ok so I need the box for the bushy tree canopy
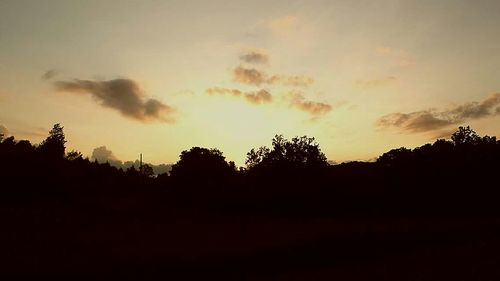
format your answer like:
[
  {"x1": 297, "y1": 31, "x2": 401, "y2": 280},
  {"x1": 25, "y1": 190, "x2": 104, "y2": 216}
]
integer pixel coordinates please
[
  {"x1": 246, "y1": 135, "x2": 328, "y2": 172},
  {"x1": 170, "y1": 147, "x2": 234, "y2": 182}
]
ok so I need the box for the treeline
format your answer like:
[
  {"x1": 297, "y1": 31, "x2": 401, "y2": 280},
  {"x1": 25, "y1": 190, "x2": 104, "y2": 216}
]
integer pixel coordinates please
[{"x1": 1, "y1": 124, "x2": 500, "y2": 216}]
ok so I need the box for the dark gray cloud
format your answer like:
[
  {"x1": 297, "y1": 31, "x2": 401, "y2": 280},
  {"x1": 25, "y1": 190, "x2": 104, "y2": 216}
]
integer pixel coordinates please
[
  {"x1": 0, "y1": 125, "x2": 8, "y2": 136},
  {"x1": 206, "y1": 87, "x2": 273, "y2": 104},
  {"x1": 239, "y1": 51, "x2": 269, "y2": 64},
  {"x1": 288, "y1": 92, "x2": 332, "y2": 116},
  {"x1": 41, "y1": 69, "x2": 59, "y2": 80},
  {"x1": 91, "y1": 146, "x2": 172, "y2": 175},
  {"x1": 54, "y1": 78, "x2": 175, "y2": 123},
  {"x1": 377, "y1": 93, "x2": 500, "y2": 133},
  {"x1": 232, "y1": 66, "x2": 314, "y2": 87}
]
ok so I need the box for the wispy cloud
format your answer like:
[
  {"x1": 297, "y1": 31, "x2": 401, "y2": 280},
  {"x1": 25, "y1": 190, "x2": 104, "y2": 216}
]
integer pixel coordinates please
[
  {"x1": 239, "y1": 50, "x2": 269, "y2": 64},
  {"x1": 41, "y1": 69, "x2": 59, "y2": 80},
  {"x1": 206, "y1": 87, "x2": 272, "y2": 104},
  {"x1": 377, "y1": 93, "x2": 500, "y2": 133},
  {"x1": 54, "y1": 78, "x2": 175, "y2": 123},
  {"x1": 287, "y1": 92, "x2": 332, "y2": 117},
  {"x1": 233, "y1": 66, "x2": 314, "y2": 87}
]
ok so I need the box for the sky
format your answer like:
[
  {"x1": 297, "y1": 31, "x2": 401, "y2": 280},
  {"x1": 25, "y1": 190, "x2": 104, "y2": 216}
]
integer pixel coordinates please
[{"x1": 1, "y1": 0, "x2": 500, "y2": 166}]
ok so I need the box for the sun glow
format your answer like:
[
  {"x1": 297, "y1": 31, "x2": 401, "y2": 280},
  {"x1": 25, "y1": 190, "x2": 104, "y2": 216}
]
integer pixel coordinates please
[{"x1": 185, "y1": 94, "x2": 314, "y2": 165}]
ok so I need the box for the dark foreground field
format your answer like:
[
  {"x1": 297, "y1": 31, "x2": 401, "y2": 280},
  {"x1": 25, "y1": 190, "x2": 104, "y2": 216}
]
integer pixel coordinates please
[{"x1": 2, "y1": 199, "x2": 500, "y2": 279}]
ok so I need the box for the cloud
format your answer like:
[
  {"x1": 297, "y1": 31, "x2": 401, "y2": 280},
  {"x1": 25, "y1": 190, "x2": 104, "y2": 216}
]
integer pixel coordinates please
[
  {"x1": 91, "y1": 146, "x2": 122, "y2": 166},
  {"x1": 288, "y1": 92, "x2": 332, "y2": 116},
  {"x1": 244, "y1": 89, "x2": 272, "y2": 104},
  {"x1": 274, "y1": 75, "x2": 315, "y2": 87},
  {"x1": 92, "y1": 146, "x2": 119, "y2": 162},
  {"x1": 233, "y1": 66, "x2": 267, "y2": 86},
  {"x1": 207, "y1": 87, "x2": 242, "y2": 97},
  {"x1": 233, "y1": 66, "x2": 314, "y2": 87},
  {"x1": 206, "y1": 87, "x2": 272, "y2": 104},
  {"x1": 41, "y1": 69, "x2": 59, "y2": 80},
  {"x1": 0, "y1": 125, "x2": 8, "y2": 136},
  {"x1": 375, "y1": 47, "x2": 415, "y2": 67},
  {"x1": 92, "y1": 146, "x2": 172, "y2": 175},
  {"x1": 377, "y1": 93, "x2": 500, "y2": 133},
  {"x1": 239, "y1": 50, "x2": 269, "y2": 64},
  {"x1": 54, "y1": 78, "x2": 175, "y2": 123},
  {"x1": 355, "y1": 76, "x2": 397, "y2": 89}
]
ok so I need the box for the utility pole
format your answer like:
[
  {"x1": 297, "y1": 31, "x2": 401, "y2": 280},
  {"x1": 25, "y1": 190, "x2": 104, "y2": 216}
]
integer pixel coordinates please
[{"x1": 140, "y1": 153, "x2": 143, "y2": 172}]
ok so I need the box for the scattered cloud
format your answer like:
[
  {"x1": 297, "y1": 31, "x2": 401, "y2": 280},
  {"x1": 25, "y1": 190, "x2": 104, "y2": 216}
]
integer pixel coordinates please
[
  {"x1": 375, "y1": 47, "x2": 415, "y2": 67},
  {"x1": 0, "y1": 125, "x2": 8, "y2": 136},
  {"x1": 206, "y1": 87, "x2": 272, "y2": 105},
  {"x1": 287, "y1": 92, "x2": 332, "y2": 117},
  {"x1": 91, "y1": 146, "x2": 172, "y2": 175},
  {"x1": 41, "y1": 69, "x2": 59, "y2": 80},
  {"x1": 207, "y1": 87, "x2": 242, "y2": 97},
  {"x1": 377, "y1": 93, "x2": 500, "y2": 133},
  {"x1": 355, "y1": 76, "x2": 397, "y2": 89},
  {"x1": 233, "y1": 66, "x2": 268, "y2": 86},
  {"x1": 233, "y1": 66, "x2": 314, "y2": 87},
  {"x1": 208, "y1": 51, "x2": 323, "y2": 119},
  {"x1": 245, "y1": 89, "x2": 272, "y2": 104},
  {"x1": 377, "y1": 111, "x2": 453, "y2": 133},
  {"x1": 276, "y1": 75, "x2": 315, "y2": 87},
  {"x1": 239, "y1": 50, "x2": 269, "y2": 64},
  {"x1": 54, "y1": 78, "x2": 175, "y2": 123}
]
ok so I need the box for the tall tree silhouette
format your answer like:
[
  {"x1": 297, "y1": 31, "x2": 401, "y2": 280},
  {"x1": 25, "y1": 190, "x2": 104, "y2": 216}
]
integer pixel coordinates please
[{"x1": 38, "y1": 123, "x2": 67, "y2": 159}]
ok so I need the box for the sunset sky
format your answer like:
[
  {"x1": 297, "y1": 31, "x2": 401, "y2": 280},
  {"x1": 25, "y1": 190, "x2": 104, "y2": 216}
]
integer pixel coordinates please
[{"x1": 1, "y1": 0, "x2": 500, "y2": 166}]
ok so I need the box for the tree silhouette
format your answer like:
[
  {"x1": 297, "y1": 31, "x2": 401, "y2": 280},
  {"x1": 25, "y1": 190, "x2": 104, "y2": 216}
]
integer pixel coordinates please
[
  {"x1": 170, "y1": 147, "x2": 234, "y2": 183},
  {"x1": 38, "y1": 123, "x2": 67, "y2": 158},
  {"x1": 66, "y1": 150, "x2": 83, "y2": 161},
  {"x1": 245, "y1": 135, "x2": 328, "y2": 171},
  {"x1": 451, "y1": 126, "x2": 480, "y2": 146},
  {"x1": 140, "y1": 163, "x2": 155, "y2": 178},
  {"x1": 377, "y1": 147, "x2": 412, "y2": 167}
]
